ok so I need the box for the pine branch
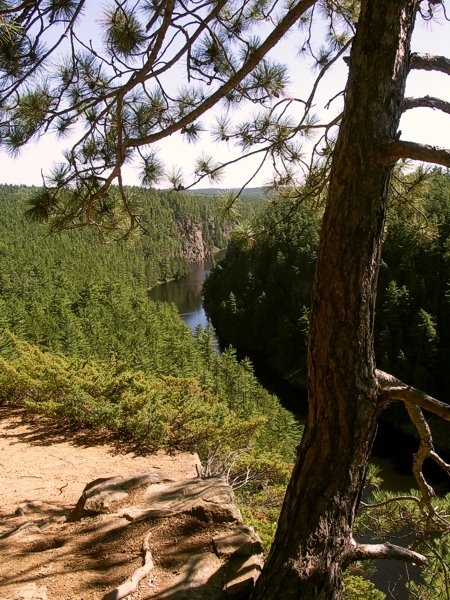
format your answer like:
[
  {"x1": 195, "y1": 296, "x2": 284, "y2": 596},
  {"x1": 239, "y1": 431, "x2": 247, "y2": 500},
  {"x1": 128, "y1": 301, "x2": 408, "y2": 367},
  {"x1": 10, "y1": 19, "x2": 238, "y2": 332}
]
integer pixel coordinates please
[
  {"x1": 127, "y1": 0, "x2": 318, "y2": 148},
  {"x1": 382, "y1": 140, "x2": 450, "y2": 168},
  {"x1": 403, "y1": 95, "x2": 450, "y2": 116},
  {"x1": 125, "y1": 0, "x2": 229, "y2": 89},
  {"x1": 410, "y1": 52, "x2": 450, "y2": 76}
]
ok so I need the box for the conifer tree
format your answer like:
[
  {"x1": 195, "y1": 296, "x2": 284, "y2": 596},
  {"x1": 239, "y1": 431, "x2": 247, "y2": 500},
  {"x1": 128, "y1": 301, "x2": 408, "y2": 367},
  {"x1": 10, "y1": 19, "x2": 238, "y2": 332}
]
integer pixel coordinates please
[{"x1": 3, "y1": 1, "x2": 450, "y2": 597}]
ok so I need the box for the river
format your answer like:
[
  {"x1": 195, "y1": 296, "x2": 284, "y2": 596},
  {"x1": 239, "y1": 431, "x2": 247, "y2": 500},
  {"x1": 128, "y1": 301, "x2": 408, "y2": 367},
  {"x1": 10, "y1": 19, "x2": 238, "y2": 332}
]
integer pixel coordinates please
[
  {"x1": 149, "y1": 260, "x2": 211, "y2": 331},
  {"x1": 149, "y1": 259, "x2": 444, "y2": 598},
  {"x1": 149, "y1": 260, "x2": 418, "y2": 490}
]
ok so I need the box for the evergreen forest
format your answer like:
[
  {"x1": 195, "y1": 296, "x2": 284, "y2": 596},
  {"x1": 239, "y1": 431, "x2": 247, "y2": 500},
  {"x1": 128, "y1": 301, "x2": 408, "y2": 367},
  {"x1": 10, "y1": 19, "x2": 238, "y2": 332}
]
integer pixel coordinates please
[
  {"x1": 0, "y1": 183, "x2": 299, "y2": 521},
  {"x1": 204, "y1": 169, "x2": 450, "y2": 407},
  {"x1": 2, "y1": 0, "x2": 450, "y2": 597},
  {"x1": 1, "y1": 180, "x2": 450, "y2": 598}
]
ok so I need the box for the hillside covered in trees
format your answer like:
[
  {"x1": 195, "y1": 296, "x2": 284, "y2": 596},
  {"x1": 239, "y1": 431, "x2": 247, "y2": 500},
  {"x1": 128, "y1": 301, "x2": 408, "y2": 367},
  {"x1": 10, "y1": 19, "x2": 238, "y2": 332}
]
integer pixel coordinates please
[
  {"x1": 3, "y1": 0, "x2": 450, "y2": 595},
  {"x1": 204, "y1": 168, "x2": 450, "y2": 403},
  {"x1": 0, "y1": 184, "x2": 301, "y2": 497},
  {"x1": 1, "y1": 182, "x2": 450, "y2": 597},
  {"x1": 0, "y1": 184, "x2": 257, "y2": 361}
]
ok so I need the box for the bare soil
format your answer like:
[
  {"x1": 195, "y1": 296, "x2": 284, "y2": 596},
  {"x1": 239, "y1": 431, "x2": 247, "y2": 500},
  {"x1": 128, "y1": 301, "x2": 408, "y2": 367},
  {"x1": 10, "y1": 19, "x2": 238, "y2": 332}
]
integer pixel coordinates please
[{"x1": 0, "y1": 407, "x2": 223, "y2": 600}]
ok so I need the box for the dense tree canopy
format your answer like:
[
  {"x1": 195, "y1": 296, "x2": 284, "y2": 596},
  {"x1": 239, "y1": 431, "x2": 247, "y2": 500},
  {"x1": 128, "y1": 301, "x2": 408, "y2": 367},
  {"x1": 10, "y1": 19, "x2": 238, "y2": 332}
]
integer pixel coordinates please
[
  {"x1": 0, "y1": 183, "x2": 263, "y2": 360},
  {"x1": 205, "y1": 168, "x2": 450, "y2": 408},
  {"x1": 0, "y1": 184, "x2": 299, "y2": 542}
]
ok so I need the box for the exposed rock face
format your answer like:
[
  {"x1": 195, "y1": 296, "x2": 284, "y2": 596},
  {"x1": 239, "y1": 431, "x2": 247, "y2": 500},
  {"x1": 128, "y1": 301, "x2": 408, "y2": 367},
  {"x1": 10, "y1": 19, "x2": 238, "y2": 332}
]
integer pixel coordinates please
[
  {"x1": 66, "y1": 472, "x2": 175, "y2": 522},
  {"x1": 177, "y1": 219, "x2": 209, "y2": 262},
  {"x1": 177, "y1": 217, "x2": 233, "y2": 263}
]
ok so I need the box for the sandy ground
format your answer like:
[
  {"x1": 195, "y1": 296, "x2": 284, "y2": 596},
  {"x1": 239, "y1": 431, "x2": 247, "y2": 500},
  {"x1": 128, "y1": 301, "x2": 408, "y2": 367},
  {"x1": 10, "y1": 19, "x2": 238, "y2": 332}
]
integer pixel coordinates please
[
  {"x1": 0, "y1": 407, "x2": 203, "y2": 599},
  {"x1": 0, "y1": 407, "x2": 198, "y2": 516}
]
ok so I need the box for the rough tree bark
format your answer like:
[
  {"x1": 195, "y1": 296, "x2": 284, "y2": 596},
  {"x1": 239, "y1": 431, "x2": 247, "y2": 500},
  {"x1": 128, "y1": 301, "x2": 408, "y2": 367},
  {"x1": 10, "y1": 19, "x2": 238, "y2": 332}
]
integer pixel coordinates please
[{"x1": 252, "y1": 1, "x2": 419, "y2": 598}]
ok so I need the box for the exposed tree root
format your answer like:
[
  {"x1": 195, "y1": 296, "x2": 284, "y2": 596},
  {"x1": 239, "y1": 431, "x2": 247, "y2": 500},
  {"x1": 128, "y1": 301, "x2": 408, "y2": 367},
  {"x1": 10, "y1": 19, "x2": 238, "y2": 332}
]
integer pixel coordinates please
[
  {"x1": 103, "y1": 530, "x2": 154, "y2": 600},
  {"x1": 0, "y1": 521, "x2": 42, "y2": 539}
]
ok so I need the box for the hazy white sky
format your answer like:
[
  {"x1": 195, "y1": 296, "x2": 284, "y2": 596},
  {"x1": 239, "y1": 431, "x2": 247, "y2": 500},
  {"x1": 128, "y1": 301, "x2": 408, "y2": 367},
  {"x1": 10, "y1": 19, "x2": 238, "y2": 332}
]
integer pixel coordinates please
[{"x1": 1, "y1": 10, "x2": 449, "y2": 189}]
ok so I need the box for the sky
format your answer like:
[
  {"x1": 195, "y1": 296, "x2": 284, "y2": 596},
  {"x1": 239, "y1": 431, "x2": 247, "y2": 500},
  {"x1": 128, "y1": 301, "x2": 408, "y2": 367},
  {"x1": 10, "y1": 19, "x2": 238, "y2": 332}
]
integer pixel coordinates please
[{"x1": 1, "y1": 6, "x2": 450, "y2": 190}]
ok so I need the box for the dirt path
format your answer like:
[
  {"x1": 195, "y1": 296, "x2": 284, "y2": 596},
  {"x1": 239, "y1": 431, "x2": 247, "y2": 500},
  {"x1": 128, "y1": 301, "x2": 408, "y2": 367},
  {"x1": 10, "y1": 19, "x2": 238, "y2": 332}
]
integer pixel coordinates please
[
  {"x1": 0, "y1": 407, "x2": 199, "y2": 517},
  {"x1": 0, "y1": 407, "x2": 201, "y2": 599}
]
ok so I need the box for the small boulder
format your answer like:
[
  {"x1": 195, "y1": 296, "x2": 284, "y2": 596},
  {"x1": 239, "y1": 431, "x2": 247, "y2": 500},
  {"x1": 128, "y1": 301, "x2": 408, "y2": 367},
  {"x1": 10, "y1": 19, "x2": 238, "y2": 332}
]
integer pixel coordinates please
[
  {"x1": 67, "y1": 472, "x2": 173, "y2": 521},
  {"x1": 213, "y1": 524, "x2": 263, "y2": 557}
]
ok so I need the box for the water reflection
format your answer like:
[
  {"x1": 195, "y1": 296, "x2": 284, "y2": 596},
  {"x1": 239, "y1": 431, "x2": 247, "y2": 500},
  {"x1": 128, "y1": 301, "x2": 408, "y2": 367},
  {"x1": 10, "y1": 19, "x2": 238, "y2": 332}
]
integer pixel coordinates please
[{"x1": 149, "y1": 260, "x2": 212, "y2": 331}]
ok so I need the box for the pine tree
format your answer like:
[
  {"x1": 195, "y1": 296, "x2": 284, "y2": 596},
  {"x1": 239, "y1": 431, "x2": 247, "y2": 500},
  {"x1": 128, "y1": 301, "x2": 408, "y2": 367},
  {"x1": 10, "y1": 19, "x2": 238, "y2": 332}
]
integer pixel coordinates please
[{"x1": 3, "y1": 1, "x2": 450, "y2": 597}]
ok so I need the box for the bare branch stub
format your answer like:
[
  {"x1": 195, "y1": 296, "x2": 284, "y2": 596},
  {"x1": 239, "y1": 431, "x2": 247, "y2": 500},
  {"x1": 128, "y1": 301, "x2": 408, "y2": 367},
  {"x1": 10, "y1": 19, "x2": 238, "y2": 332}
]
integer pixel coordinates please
[
  {"x1": 383, "y1": 140, "x2": 450, "y2": 168},
  {"x1": 377, "y1": 369, "x2": 450, "y2": 421},
  {"x1": 345, "y1": 538, "x2": 428, "y2": 566},
  {"x1": 410, "y1": 52, "x2": 450, "y2": 75},
  {"x1": 403, "y1": 95, "x2": 450, "y2": 116}
]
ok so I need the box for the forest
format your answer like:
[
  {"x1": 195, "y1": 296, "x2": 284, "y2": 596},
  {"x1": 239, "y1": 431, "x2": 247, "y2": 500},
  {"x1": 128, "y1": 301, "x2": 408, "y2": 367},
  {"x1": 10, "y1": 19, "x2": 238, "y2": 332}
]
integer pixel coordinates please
[
  {"x1": 0, "y1": 183, "x2": 301, "y2": 535},
  {"x1": 205, "y1": 168, "x2": 450, "y2": 405},
  {"x1": 0, "y1": 181, "x2": 449, "y2": 598},
  {"x1": 2, "y1": 0, "x2": 450, "y2": 597}
]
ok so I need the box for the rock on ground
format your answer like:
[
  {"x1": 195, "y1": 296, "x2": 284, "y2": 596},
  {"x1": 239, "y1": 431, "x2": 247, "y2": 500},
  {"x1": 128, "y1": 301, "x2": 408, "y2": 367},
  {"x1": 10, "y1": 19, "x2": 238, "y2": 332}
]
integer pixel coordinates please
[{"x1": 0, "y1": 408, "x2": 263, "y2": 599}]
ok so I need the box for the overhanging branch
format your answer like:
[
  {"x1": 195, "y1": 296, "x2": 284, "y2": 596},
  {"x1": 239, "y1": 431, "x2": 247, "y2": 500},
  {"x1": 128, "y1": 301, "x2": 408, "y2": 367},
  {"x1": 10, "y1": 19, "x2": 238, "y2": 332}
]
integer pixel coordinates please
[
  {"x1": 127, "y1": 0, "x2": 318, "y2": 148},
  {"x1": 376, "y1": 369, "x2": 450, "y2": 420},
  {"x1": 382, "y1": 140, "x2": 450, "y2": 168},
  {"x1": 410, "y1": 52, "x2": 450, "y2": 75},
  {"x1": 377, "y1": 370, "x2": 450, "y2": 517},
  {"x1": 346, "y1": 538, "x2": 427, "y2": 566},
  {"x1": 403, "y1": 95, "x2": 450, "y2": 116}
]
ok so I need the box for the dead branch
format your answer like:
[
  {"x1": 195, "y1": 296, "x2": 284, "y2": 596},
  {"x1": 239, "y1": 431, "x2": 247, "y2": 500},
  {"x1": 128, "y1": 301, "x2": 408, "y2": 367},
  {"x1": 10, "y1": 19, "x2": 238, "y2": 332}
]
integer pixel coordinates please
[
  {"x1": 346, "y1": 538, "x2": 427, "y2": 566},
  {"x1": 382, "y1": 140, "x2": 450, "y2": 168},
  {"x1": 410, "y1": 52, "x2": 450, "y2": 75},
  {"x1": 377, "y1": 369, "x2": 450, "y2": 518},
  {"x1": 361, "y1": 495, "x2": 422, "y2": 509},
  {"x1": 377, "y1": 369, "x2": 450, "y2": 421},
  {"x1": 404, "y1": 403, "x2": 437, "y2": 511},
  {"x1": 403, "y1": 95, "x2": 450, "y2": 116},
  {"x1": 103, "y1": 530, "x2": 154, "y2": 600}
]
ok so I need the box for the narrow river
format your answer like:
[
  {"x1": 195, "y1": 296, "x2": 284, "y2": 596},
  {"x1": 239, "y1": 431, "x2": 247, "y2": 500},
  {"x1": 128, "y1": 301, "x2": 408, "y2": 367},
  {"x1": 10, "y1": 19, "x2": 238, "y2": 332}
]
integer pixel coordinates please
[
  {"x1": 149, "y1": 260, "x2": 419, "y2": 490},
  {"x1": 149, "y1": 260, "x2": 211, "y2": 331},
  {"x1": 149, "y1": 259, "x2": 444, "y2": 597}
]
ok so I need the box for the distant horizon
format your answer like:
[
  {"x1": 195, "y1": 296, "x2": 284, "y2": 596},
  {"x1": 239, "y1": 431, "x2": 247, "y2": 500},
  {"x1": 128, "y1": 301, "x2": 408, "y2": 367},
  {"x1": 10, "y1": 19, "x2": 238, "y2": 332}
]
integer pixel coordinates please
[{"x1": 0, "y1": 181, "x2": 271, "y2": 195}]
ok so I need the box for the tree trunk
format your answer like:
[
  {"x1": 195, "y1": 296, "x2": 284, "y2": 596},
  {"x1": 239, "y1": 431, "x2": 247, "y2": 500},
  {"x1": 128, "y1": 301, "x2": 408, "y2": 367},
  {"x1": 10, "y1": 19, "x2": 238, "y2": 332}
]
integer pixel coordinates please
[{"x1": 252, "y1": 1, "x2": 418, "y2": 598}]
